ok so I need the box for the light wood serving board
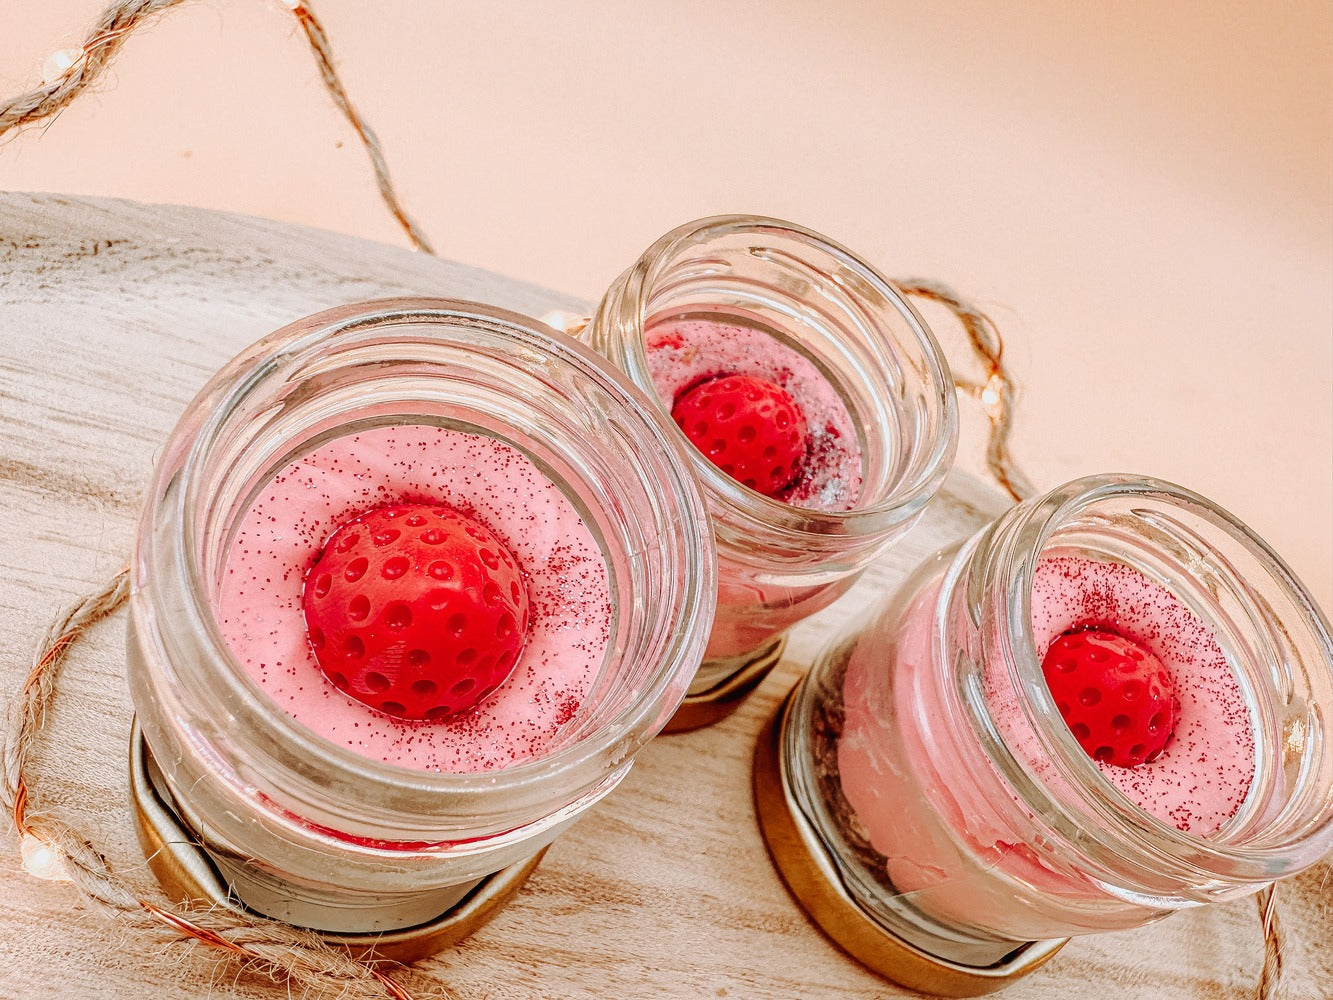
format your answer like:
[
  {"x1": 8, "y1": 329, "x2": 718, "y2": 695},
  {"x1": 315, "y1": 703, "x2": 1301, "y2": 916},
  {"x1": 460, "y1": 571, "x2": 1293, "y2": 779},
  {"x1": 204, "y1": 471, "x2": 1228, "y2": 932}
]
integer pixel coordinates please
[{"x1": 0, "y1": 194, "x2": 1326, "y2": 999}]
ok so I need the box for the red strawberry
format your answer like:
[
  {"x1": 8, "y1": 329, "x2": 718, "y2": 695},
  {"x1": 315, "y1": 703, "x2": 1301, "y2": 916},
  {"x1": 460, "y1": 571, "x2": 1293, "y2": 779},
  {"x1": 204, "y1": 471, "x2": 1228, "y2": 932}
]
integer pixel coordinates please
[
  {"x1": 1041, "y1": 628, "x2": 1179, "y2": 768},
  {"x1": 670, "y1": 373, "x2": 809, "y2": 498},
  {"x1": 301, "y1": 503, "x2": 529, "y2": 721}
]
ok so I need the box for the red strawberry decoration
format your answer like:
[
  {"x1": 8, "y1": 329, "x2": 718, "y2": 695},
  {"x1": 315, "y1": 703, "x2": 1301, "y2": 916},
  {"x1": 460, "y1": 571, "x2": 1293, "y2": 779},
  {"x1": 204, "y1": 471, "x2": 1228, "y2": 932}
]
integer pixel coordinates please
[
  {"x1": 302, "y1": 503, "x2": 529, "y2": 721},
  {"x1": 671, "y1": 373, "x2": 809, "y2": 498},
  {"x1": 1041, "y1": 628, "x2": 1179, "y2": 768}
]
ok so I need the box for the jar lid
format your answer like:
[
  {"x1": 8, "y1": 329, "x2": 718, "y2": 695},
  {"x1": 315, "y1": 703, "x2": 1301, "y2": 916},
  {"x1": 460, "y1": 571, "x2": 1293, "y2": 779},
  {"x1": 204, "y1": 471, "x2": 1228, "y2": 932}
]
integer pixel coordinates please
[
  {"x1": 752, "y1": 685, "x2": 1068, "y2": 997},
  {"x1": 129, "y1": 721, "x2": 543, "y2": 960}
]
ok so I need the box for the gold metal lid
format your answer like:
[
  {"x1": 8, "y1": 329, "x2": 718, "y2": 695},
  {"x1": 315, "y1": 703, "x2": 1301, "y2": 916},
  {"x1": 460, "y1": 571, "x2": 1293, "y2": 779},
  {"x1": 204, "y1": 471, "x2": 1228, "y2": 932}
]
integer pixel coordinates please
[
  {"x1": 753, "y1": 686, "x2": 1067, "y2": 997},
  {"x1": 129, "y1": 722, "x2": 543, "y2": 963}
]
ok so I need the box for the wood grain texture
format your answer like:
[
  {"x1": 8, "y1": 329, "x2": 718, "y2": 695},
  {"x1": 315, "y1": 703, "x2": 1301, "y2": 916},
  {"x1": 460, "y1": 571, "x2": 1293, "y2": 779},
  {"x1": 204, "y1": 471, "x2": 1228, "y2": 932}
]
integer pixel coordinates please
[{"x1": 0, "y1": 194, "x2": 1327, "y2": 1000}]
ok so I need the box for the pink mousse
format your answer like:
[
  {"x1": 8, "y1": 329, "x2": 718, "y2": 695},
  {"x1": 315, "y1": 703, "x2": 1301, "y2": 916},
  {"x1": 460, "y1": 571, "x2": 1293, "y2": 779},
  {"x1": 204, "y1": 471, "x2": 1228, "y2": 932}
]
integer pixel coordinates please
[
  {"x1": 1022, "y1": 555, "x2": 1255, "y2": 833},
  {"x1": 837, "y1": 554, "x2": 1256, "y2": 925},
  {"x1": 216, "y1": 424, "x2": 612, "y2": 773},
  {"x1": 644, "y1": 315, "x2": 863, "y2": 510}
]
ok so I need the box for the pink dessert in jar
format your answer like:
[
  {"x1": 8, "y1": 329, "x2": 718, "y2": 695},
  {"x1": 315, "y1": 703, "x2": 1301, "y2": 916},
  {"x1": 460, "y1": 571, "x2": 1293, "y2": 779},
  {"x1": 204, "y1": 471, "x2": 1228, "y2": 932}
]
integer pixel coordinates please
[
  {"x1": 644, "y1": 312, "x2": 865, "y2": 660},
  {"x1": 587, "y1": 217, "x2": 958, "y2": 723},
  {"x1": 759, "y1": 482, "x2": 1333, "y2": 994},
  {"x1": 775, "y1": 474, "x2": 1333, "y2": 967},
  {"x1": 836, "y1": 553, "x2": 1257, "y2": 939},
  {"x1": 217, "y1": 423, "x2": 612, "y2": 773},
  {"x1": 130, "y1": 299, "x2": 716, "y2": 938}
]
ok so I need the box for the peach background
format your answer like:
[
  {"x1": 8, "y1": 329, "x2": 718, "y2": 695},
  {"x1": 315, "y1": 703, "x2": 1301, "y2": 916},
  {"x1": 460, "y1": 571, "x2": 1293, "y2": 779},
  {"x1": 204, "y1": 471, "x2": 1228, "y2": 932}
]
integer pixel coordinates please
[{"x1": 1, "y1": 1, "x2": 1329, "y2": 611}]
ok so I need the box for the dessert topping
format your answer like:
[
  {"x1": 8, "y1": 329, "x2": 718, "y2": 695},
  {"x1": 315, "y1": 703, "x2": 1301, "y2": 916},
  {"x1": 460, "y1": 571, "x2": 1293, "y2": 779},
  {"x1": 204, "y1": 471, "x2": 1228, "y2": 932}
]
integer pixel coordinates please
[
  {"x1": 671, "y1": 373, "x2": 809, "y2": 498},
  {"x1": 302, "y1": 503, "x2": 529, "y2": 721},
  {"x1": 1041, "y1": 628, "x2": 1179, "y2": 768}
]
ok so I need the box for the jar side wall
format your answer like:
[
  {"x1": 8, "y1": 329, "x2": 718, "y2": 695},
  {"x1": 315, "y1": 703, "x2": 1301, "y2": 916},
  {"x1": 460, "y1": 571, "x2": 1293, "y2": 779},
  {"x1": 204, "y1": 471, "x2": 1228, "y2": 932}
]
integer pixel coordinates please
[
  {"x1": 785, "y1": 475, "x2": 1333, "y2": 947},
  {"x1": 590, "y1": 217, "x2": 957, "y2": 665},
  {"x1": 129, "y1": 300, "x2": 714, "y2": 893},
  {"x1": 786, "y1": 545, "x2": 1172, "y2": 947}
]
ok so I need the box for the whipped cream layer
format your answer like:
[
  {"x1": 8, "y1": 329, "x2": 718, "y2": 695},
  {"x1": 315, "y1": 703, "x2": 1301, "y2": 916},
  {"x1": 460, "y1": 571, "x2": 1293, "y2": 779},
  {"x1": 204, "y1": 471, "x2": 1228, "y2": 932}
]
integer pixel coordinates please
[
  {"x1": 216, "y1": 423, "x2": 612, "y2": 773},
  {"x1": 645, "y1": 315, "x2": 863, "y2": 511}
]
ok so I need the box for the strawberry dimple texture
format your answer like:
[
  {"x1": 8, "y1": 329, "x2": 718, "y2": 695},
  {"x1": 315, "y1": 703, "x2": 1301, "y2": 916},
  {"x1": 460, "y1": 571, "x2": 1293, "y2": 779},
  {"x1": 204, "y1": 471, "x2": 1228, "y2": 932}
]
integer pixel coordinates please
[
  {"x1": 302, "y1": 503, "x2": 529, "y2": 721},
  {"x1": 671, "y1": 373, "x2": 809, "y2": 498},
  {"x1": 1041, "y1": 628, "x2": 1180, "y2": 769}
]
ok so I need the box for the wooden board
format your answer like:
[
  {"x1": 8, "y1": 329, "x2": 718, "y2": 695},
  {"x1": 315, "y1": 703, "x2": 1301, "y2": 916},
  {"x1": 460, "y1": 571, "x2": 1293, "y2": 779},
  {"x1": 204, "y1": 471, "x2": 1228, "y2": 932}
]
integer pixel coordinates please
[{"x1": 0, "y1": 193, "x2": 1326, "y2": 1000}]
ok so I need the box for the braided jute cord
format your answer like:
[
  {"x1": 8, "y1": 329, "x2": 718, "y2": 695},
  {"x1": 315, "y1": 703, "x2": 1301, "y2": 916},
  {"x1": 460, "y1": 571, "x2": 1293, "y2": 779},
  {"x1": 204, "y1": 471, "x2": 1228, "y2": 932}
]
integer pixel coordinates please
[
  {"x1": 0, "y1": 567, "x2": 424, "y2": 1000},
  {"x1": 0, "y1": 0, "x2": 434, "y2": 255},
  {"x1": 0, "y1": 0, "x2": 1286, "y2": 997},
  {"x1": 896, "y1": 279, "x2": 1035, "y2": 504},
  {"x1": 1256, "y1": 884, "x2": 1283, "y2": 1000}
]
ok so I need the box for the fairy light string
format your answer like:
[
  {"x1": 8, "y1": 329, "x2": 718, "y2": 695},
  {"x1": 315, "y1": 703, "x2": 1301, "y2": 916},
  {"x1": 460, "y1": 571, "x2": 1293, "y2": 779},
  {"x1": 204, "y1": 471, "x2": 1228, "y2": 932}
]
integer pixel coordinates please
[
  {"x1": 0, "y1": 0, "x2": 433, "y2": 254},
  {"x1": 0, "y1": 1, "x2": 1287, "y2": 998},
  {"x1": 1, "y1": 568, "x2": 423, "y2": 1000},
  {"x1": 894, "y1": 278, "x2": 1035, "y2": 503}
]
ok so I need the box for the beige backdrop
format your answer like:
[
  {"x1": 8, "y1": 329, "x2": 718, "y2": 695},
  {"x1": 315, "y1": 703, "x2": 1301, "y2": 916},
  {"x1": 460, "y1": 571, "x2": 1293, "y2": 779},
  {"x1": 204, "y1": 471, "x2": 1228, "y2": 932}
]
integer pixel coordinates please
[{"x1": 1, "y1": 0, "x2": 1329, "y2": 612}]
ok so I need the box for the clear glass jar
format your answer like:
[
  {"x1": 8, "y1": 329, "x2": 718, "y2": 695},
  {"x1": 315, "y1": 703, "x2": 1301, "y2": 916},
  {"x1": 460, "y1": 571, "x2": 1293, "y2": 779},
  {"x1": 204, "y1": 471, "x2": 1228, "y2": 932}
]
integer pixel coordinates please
[
  {"x1": 587, "y1": 215, "x2": 958, "y2": 696},
  {"x1": 779, "y1": 474, "x2": 1333, "y2": 968},
  {"x1": 127, "y1": 298, "x2": 715, "y2": 934}
]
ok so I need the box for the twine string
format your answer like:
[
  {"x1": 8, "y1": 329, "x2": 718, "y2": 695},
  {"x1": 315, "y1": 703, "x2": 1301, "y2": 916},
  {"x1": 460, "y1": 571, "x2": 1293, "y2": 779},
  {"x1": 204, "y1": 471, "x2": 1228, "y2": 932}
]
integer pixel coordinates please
[
  {"x1": 285, "y1": 3, "x2": 435, "y2": 254},
  {"x1": 0, "y1": 568, "x2": 422, "y2": 1000},
  {"x1": 896, "y1": 278, "x2": 1035, "y2": 503},
  {"x1": 0, "y1": 0, "x2": 433, "y2": 254},
  {"x1": 0, "y1": 0, "x2": 172, "y2": 138},
  {"x1": 1257, "y1": 885, "x2": 1283, "y2": 1000},
  {"x1": 0, "y1": 0, "x2": 1288, "y2": 996}
]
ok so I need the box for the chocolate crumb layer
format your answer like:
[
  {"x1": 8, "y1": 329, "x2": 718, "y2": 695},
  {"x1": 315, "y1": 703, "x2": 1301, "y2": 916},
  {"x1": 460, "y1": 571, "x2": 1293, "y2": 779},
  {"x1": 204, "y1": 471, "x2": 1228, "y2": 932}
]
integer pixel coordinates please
[{"x1": 805, "y1": 646, "x2": 898, "y2": 895}]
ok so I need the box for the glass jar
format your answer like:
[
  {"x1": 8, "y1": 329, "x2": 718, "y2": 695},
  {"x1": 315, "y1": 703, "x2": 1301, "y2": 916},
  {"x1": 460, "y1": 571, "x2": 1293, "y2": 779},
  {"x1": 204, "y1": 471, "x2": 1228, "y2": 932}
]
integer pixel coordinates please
[
  {"x1": 587, "y1": 216, "x2": 958, "y2": 718},
  {"x1": 127, "y1": 298, "x2": 715, "y2": 939},
  {"x1": 762, "y1": 474, "x2": 1333, "y2": 993}
]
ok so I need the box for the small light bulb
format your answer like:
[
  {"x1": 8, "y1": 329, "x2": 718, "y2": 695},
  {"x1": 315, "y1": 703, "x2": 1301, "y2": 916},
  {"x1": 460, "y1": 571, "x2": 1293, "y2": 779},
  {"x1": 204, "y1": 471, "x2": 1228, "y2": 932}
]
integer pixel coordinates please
[
  {"x1": 41, "y1": 48, "x2": 84, "y2": 86},
  {"x1": 277, "y1": 0, "x2": 303, "y2": 10},
  {"x1": 20, "y1": 833, "x2": 68, "y2": 881},
  {"x1": 980, "y1": 374, "x2": 1002, "y2": 411},
  {"x1": 540, "y1": 311, "x2": 592, "y2": 339}
]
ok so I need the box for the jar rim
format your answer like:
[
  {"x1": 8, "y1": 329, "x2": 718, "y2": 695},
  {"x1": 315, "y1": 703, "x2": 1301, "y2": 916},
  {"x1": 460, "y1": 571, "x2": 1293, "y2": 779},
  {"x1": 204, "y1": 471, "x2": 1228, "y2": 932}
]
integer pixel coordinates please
[
  {"x1": 136, "y1": 297, "x2": 715, "y2": 821},
  {"x1": 974, "y1": 473, "x2": 1333, "y2": 878},
  {"x1": 604, "y1": 214, "x2": 959, "y2": 541}
]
